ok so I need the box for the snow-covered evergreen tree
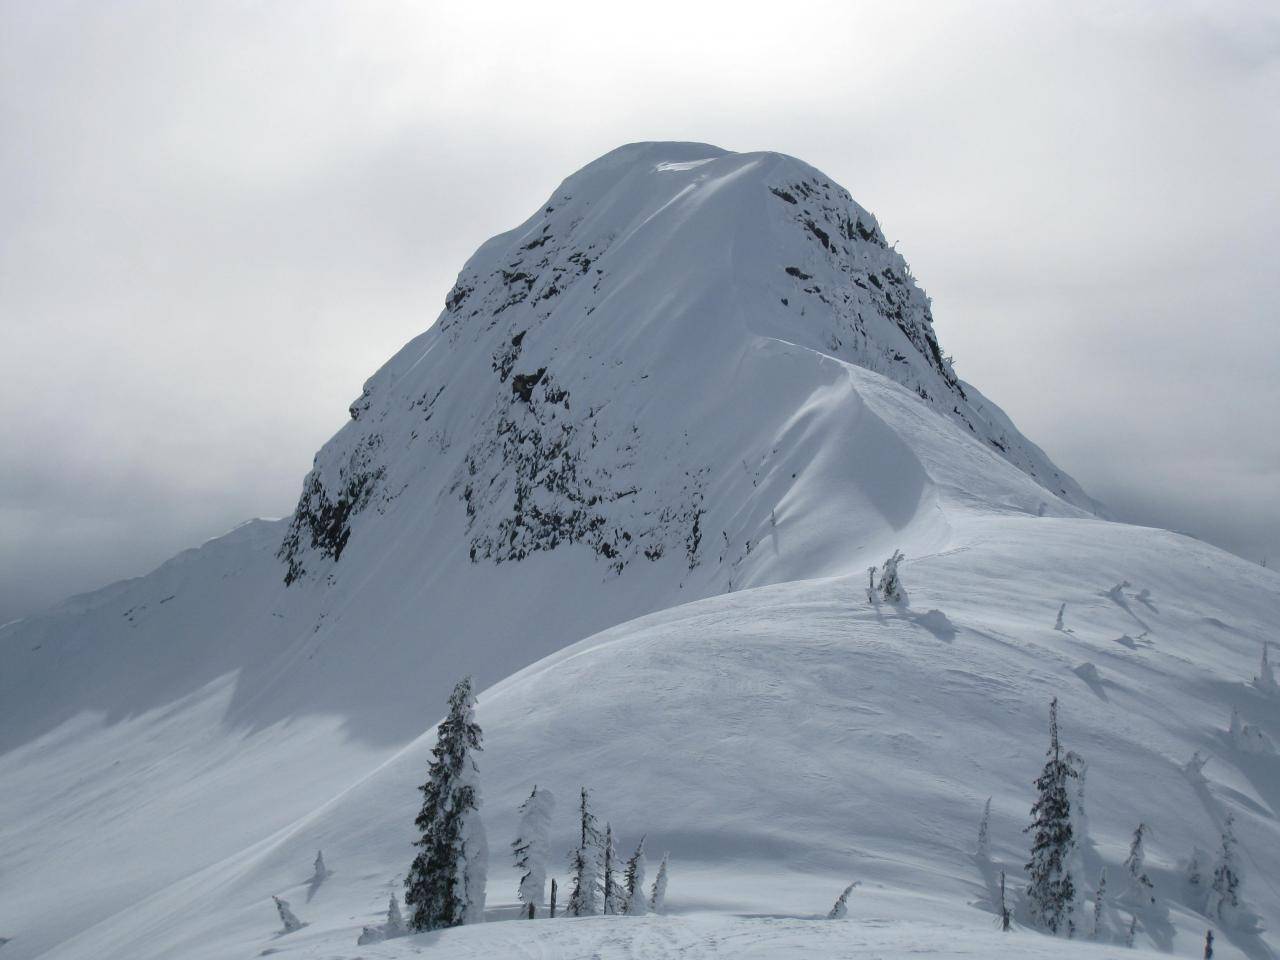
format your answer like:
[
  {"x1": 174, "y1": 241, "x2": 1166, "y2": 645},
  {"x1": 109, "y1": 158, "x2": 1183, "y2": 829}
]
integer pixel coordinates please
[
  {"x1": 1126, "y1": 913, "x2": 1138, "y2": 947},
  {"x1": 602, "y1": 823, "x2": 620, "y2": 915},
  {"x1": 827, "y1": 881, "x2": 858, "y2": 919},
  {"x1": 273, "y1": 895, "x2": 303, "y2": 933},
  {"x1": 512, "y1": 785, "x2": 555, "y2": 918},
  {"x1": 566, "y1": 787, "x2": 603, "y2": 917},
  {"x1": 307, "y1": 848, "x2": 330, "y2": 900},
  {"x1": 977, "y1": 796, "x2": 992, "y2": 858},
  {"x1": 999, "y1": 871, "x2": 1011, "y2": 931},
  {"x1": 1124, "y1": 823, "x2": 1155, "y2": 905},
  {"x1": 1024, "y1": 697, "x2": 1078, "y2": 936},
  {"x1": 1070, "y1": 753, "x2": 1089, "y2": 835},
  {"x1": 649, "y1": 852, "x2": 670, "y2": 914},
  {"x1": 549, "y1": 877, "x2": 558, "y2": 919},
  {"x1": 1065, "y1": 749, "x2": 1088, "y2": 917},
  {"x1": 1092, "y1": 868, "x2": 1107, "y2": 939},
  {"x1": 1054, "y1": 603, "x2": 1066, "y2": 631},
  {"x1": 876, "y1": 550, "x2": 905, "y2": 602},
  {"x1": 1254, "y1": 641, "x2": 1277, "y2": 696},
  {"x1": 1184, "y1": 751, "x2": 1210, "y2": 784},
  {"x1": 404, "y1": 676, "x2": 488, "y2": 932},
  {"x1": 1209, "y1": 813, "x2": 1241, "y2": 922},
  {"x1": 1228, "y1": 707, "x2": 1275, "y2": 754},
  {"x1": 385, "y1": 892, "x2": 405, "y2": 938},
  {"x1": 1185, "y1": 846, "x2": 1209, "y2": 909},
  {"x1": 623, "y1": 836, "x2": 647, "y2": 915}
]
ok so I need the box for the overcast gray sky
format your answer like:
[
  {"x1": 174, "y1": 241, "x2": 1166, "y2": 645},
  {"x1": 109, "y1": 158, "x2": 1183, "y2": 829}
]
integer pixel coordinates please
[{"x1": 2, "y1": 0, "x2": 1277, "y2": 625}]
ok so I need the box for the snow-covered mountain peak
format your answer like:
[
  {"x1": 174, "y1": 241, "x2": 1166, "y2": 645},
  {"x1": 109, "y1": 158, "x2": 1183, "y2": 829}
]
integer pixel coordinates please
[
  {"x1": 280, "y1": 141, "x2": 1094, "y2": 590},
  {"x1": 4, "y1": 143, "x2": 1279, "y2": 960}
]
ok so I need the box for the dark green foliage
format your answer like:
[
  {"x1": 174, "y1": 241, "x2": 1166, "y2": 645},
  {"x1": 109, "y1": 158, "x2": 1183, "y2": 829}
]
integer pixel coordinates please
[
  {"x1": 404, "y1": 677, "x2": 484, "y2": 932},
  {"x1": 1025, "y1": 697, "x2": 1078, "y2": 935}
]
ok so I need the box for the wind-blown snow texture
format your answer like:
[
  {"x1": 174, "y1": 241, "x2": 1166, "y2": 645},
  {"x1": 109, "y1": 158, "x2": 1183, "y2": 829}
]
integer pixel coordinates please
[{"x1": 1, "y1": 143, "x2": 1276, "y2": 960}]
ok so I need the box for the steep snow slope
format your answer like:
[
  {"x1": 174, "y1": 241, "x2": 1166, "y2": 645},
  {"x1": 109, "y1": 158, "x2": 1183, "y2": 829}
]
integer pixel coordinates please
[
  {"x1": 2, "y1": 143, "x2": 1272, "y2": 960},
  {"x1": 27, "y1": 360, "x2": 1280, "y2": 960}
]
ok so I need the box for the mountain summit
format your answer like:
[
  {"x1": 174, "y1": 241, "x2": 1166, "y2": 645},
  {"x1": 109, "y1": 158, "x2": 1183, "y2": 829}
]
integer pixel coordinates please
[{"x1": 280, "y1": 141, "x2": 1093, "y2": 589}]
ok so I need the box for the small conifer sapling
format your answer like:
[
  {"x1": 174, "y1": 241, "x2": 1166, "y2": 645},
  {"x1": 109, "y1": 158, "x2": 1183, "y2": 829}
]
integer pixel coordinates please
[
  {"x1": 649, "y1": 853, "x2": 670, "y2": 914},
  {"x1": 1209, "y1": 813, "x2": 1241, "y2": 921},
  {"x1": 623, "y1": 836, "x2": 648, "y2": 916},
  {"x1": 273, "y1": 895, "x2": 303, "y2": 934},
  {"x1": 566, "y1": 788, "x2": 603, "y2": 917},
  {"x1": 1124, "y1": 823, "x2": 1155, "y2": 905},
  {"x1": 385, "y1": 893, "x2": 405, "y2": 939},
  {"x1": 827, "y1": 881, "x2": 859, "y2": 919},
  {"x1": 977, "y1": 796, "x2": 992, "y2": 858}
]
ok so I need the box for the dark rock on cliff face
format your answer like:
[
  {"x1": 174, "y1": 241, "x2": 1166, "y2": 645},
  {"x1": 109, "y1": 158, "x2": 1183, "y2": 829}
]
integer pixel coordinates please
[{"x1": 275, "y1": 143, "x2": 1096, "y2": 587}]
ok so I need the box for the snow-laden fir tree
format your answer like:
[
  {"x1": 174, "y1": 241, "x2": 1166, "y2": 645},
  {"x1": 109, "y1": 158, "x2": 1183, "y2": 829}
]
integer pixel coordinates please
[
  {"x1": 549, "y1": 877, "x2": 558, "y2": 919},
  {"x1": 649, "y1": 852, "x2": 670, "y2": 914},
  {"x1": 566, "y1": 787, "x2": 603, "y2": 917},
  {"x1": 273, "y1": 895, "x2": 303, "y2": 933},
  {"x1": 999, "y1": 871, "x2": 1011, "y2": 931},
  {"x1": 307, "y1": 848, "x2": 330, "y2": 900},
  {"x1": 1070, "y1": 753, "x2": 1089, "y2": 838},
  {"x1": 1209, "y1": 813, "x2": 1241, "y2": 922},
  {"x1": 1024, "y1": 697, "x2": 1078, "y2": 935},
  {"x1": 876, "y1": 549, "x2": 905, "y2": 602},
  {"x1": 1054, "y1": 603, "x2": 1066, "y2": 631},
  {"x1": 1254, "y1": 641, "x2": 1277, "y2": 696},
  {"x1": 1227, "y1": 706, "x2": 1274, "y2": 754},
  {"x1": 1185, "y1": 846, "x2": 1209, "y2": 909},
  {"x1": 827, "y1": 881, "x2": 858, "y2": 919},
  {"x1": 623, "y1": 836, "x2": 647, "y2": 915},
  {"x1": 1124, "y1": 823, "x2": 1155, "y2": 905},
  {"x1": 385, "y1": 892, "x2": 405, "y2": 938},
  {"x1": 602, "y1": 823, "x2": 620, "y2": 915},
  {"x1": 512, "y1": 785, "x2": 555, "y2": 918},
  {"x1": 1184, "y1": 751, "x2": 1210, "y2": 784},
  {"x1": 1092, "y1": 868, "x2": 1107, "y2": 940},
  {"x1": 404, "y1": 676, "x2": 488, "y2": 932},
  {"x1": 1126, "y1": 913, "x2": 1138, "y2": 948},
  {"x1": 355, "y1": 893, "x2": 405, "y2": 946},
  {"x1": 1065, "y1": 749, "x2": 1089, "y2": 915},
  {"x1": 977, "y1": 796, "x2": 992, "y2": 858}
]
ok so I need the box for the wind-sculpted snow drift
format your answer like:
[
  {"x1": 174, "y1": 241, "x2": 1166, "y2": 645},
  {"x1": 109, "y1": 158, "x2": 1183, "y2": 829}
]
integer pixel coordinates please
[{"x1": 1, "y1": 143, "x2": 1276, "y2": 960}]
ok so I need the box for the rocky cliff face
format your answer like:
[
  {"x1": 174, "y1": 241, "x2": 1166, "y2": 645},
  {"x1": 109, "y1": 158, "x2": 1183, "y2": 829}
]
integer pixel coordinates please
[{"x1": 279, "y1": 142, "x2": 1094, "y2": 588}]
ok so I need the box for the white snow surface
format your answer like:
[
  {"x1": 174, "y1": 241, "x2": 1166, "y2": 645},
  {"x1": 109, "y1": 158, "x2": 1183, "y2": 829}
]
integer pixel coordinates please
[{"x1": 1, "y1": 143, "x2": 1277, "y2": 960}]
